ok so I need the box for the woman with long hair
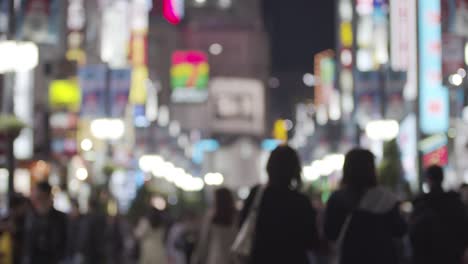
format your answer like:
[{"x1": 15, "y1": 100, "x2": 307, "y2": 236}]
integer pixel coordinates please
[
  {"x1": 192, "y1": 187, "x2": 237, "y2": 264},
  {"x1": 324, "y1": 148, "x2": 407, "y2": 264},
  {"x1": 243, "y1": 145, "x2": 319, "y2": 264}
]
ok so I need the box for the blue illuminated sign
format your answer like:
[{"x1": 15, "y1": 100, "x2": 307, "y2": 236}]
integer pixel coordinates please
[{"x1": 418, "y1": 0, "x2": 449, "y2": 134}]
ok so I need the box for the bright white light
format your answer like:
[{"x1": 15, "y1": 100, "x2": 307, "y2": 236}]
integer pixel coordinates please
[
  {"x1": 324, "y1": 154, "x2": 345, "y2": 171},
  {"x1": 195, "y1": 0, "x2": 206, "y2": 5},
  {"x1": 449, "y1": 74, "x2": 463, "y2": 86},
  {"x1": 340, "y1": 49, "x2": 353, "y2": 67},
  {"x1": 152, "y1": 162, "x2": 175, "y2": 178},
  {"x1": 174, "y1": 172, "x2": 192, "y2": 189},
  {"x1": 151, "y1": 197, "x2": 167, "y2": 211},
  {"x1": 169, "y1": 121, "x2": 181, "y2": 137},
  {"x1": 316, "y1": 106, "x2": 328, "y2": 125},
  {"x1": 80, "y1": 139, "x2": 93, "y2": 152},
  {"x1": 311, "y1": 159, "x2": 335, "y2": 176},
  {"x1": 329, "y1": 91, "x2": 342, "y2": 121},
  {"x1": 285, "y1": 119, "x2": 294, "y2": 131},
  {"x1": 177, "y1": 174, "x2": 204, "y2": 192},
  {"x1": 90, "y1": 119, "x2": 125, "y2": 140},
  {"x1": 365, "y1": 120, "x2": 400, "y2": 141},
  {"x1": 357, "y1": 49, "x2": 374, "y2": 71},
  {"x1": 465, "y1": 42, "x2": 468, "y2": 65},
  {"x1": 457, "y1": 68, "x2": 466, "y2": 78},
  {"x1": 158, "y1": 105, "x2": 170, "y2": 127},
  {"x1": 204, "y1": 173, "x2": 224, "y2": 186},
  {"x1": 0, "y1": 41, "x2": 39, "y2": 73},
  {"x1": 139, "y1": 155, "x2": 164, "y2": 173},
  {"x1": 303, "y1": 166, "x2": 320, "y2": 181},
  {"x1": 187, "y1": 178, "x2": 204, "y2": 192},
  {"x1": 303, "y1": 73, "x2": 315, "y2": 87},
  {"x1": 76, "y1": 168, "x2": 88, "y2": 181},
  {"x1": 209, "y1": 43, "x2": 223, "y2": 55},
  {"x1": 463, "y1": 106, "x2": 468, "y2": 123},
  {"x1": 238, "y1": 187, "x2": 250, "y2": 199},
  {"x1": 339, "y1": 0, "x2": 353, "y2": 21}
]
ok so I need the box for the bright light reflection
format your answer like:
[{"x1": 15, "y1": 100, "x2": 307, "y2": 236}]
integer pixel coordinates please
[
  {"x1": 365, "y1": 120, "x2": 400, "y2": 141},
  {"x1": 139, "y1": 155, "x2": 164, "y2": 172},
  {"x1": 303, "y1": 166, "x2": 320, "y2": 181},
  {"x1": 80, "y1": 139, "x2": 93, "y2": 152},
  {"x1": 449, "y1": 74, "x2": 463, "y2": 86},
  {"x1": 76, "y1": 168, "x2": 88, "y2": 181},
  {"x1": 209, "y1": 43, "x2": 223, "y2": 55},
  {"x1": 204, "y1": 173, "x2": 224, "y2": 186},
  {"x1": 90, "y1": 119, "x2": 125, "y2": 140}
]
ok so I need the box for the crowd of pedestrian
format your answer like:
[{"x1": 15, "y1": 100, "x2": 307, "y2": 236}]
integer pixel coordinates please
[{"x1": 1, "y1": 145, "x2": 468, "y2": 264}]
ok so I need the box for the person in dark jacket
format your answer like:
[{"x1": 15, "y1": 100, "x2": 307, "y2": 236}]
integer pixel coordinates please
[
  {"x1": 65, "y1": 199, "x2": 83, "y2": 263},
  {"x1": 245, "y1": 145, "x2": 319, "y2": 264},
  {"x1": 324, "y1": 148, "x2": 407, "y2": 264},
  {"x1": 410, "y1": 165, "x2": 468, "y2": 264},
  {"x1": 80, "y1": 197, "x2": 107, "y2": 264},
  {"x1": 22, "y1": 181, "x2": 68, "y2": 264}
]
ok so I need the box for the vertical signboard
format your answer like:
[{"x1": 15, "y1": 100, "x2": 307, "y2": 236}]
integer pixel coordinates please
[
  {"x1": 390, "y1": 0, "x2": 415, "y2": 71},
  {"x1": 109, "y1": 69, "x2": 131, "y2": 118},
  {"x1": 16, "y1": 0, "x2": 60, "y2": 44},
  {"x1": 418, "y1": 0, "x2": 449, "y2": 135},
  {"x1": 337, "y1": 0, "x2": 354, "y2": 116},
  {"x1": 78, "y1": 65, "x2": 107, "y2": 118}
]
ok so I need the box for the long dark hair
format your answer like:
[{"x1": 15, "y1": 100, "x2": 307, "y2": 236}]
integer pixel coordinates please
[
  {"x1": 341, "y1": 148, "x2": 377, "y2": 196},
  {"x1": 212, "y1": 187, "x2": 236, "y2": 226},
  {"x1": 267, "y1": 145, "x2": 302, "y2": 190}
]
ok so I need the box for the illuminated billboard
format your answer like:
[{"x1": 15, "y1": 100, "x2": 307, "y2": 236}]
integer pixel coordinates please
[
  {"x1": 209, "y1": 78, "x2": 265, "y2": 135},
  {"x1": 418, "y1": 0, "x2": 449, "y2": 134},
  {"x1": 171, "y1": 51, "x2": 209, "y2": 103}
]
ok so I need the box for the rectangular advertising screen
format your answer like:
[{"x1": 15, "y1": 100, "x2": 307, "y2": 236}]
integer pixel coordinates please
[
  {"x1": 418, "y1": 0, "x2": 449, "y2": 135},
  {"x1": 171, "y1": 51, "x2": 209, "y2": 103}
]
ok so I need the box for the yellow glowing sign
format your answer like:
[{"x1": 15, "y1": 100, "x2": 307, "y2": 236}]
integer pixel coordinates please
[
  {"x1": 129, "y1": 66, "x2": 148, "y2": 104},
  {"x1": 49, "y1": 79, "x2": 81, "y2": 111},
  {"x1": 273, "y1": 119, "x2": 288, "y2": 142},
  {"x1": 340, "y1": 22, "x2": 353, "y2": 47}
]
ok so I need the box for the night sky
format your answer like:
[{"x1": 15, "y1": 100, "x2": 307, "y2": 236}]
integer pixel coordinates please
[
  {"x1": 262, "y1": 0, "x2": 336, "y2": 72},
  {"x1": 262, "y1": 0, "x2": 336, "y2": 122}
]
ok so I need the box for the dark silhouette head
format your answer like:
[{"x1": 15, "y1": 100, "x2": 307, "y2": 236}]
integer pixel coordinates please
[
  {"x1": 31, "y1": 181, "x2": 53, "y2": 214},
  {"x1": 147, "y1": 208, "x2": 164, "y2": 229},
  {"x1": 341, "y1": 148, "x2": 377, "y2": 194},
  {"x1": 267, "y1": 145, "x2": 302, "y2": 190},
  {"x1": 425, "y1": 165, "x2": 444, "y2": 190},
  {"x1": 212, "y1": 187, "x2": 235, "y2": 226}
]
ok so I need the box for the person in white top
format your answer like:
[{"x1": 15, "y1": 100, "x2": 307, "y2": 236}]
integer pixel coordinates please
[{"x1": 135, "y1": 208, "x2": 167, "y2": 264}]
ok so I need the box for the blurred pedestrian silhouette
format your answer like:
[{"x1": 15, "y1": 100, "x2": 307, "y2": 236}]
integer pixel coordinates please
[
  {"x1": 134, "y1": 208, "x2": 167, "y2": 264},
  {"x1": 65, "y1": 199, "x2": 83, "y2": 264},
  {"x1": 80, "y1": 197, "x2": 107, "y2": 264},
  {"x1": 410, "y1": 165, "x2": 468, "y2": 264},
  {"x1": 166, "y1": 211, "x2": 195, "y2": 264},
  {"x1": 324, "y1": 148, "x2": 407, "y2": 264},
  {"x1": 460, "y1": 183, "x2": 468, "y2": 215},
  {"x1": 242, "y1": 145, "x2": 319, "y2": 264},
  {"x1": 22, "y1": 181, "x2": 67, "y2": 264},
  {"x1": 192, "y1": 187, "x2": 238, "y2": 264}
]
